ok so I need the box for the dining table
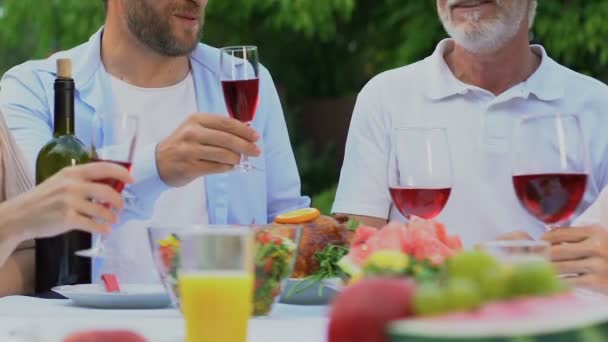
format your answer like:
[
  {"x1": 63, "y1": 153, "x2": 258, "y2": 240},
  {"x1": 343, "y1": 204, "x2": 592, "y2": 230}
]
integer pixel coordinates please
[{"x1": 0, "y1": 296, "x2": 328, "y2": 342}]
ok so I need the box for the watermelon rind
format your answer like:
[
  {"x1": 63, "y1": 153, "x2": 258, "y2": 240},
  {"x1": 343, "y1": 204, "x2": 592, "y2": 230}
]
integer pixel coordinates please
[{"x1": 387, "y1": 301, "x2": 608, "y2": 341}]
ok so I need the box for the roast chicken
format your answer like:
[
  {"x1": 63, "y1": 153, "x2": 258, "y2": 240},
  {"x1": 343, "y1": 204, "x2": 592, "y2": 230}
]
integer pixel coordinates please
[{"x1": 268, "y1": 214, "x2": 354, "y2": 278}]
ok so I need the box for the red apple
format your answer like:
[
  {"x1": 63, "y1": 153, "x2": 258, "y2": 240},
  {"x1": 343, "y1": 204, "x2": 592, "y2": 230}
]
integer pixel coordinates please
[
  {"x1": 64, "y1": 330, "x2": 147, "y2": 342},
  {"x1": 328, "y1": 278, "x2": 416, "y2": 342}
]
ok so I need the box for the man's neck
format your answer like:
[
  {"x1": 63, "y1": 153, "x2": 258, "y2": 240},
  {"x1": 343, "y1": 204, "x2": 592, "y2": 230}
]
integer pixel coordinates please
[
  {"x1": 444, "y1": 30, "x2": 541, "y2": 96},
  {"x1": 101, "y1": 21, "x2": 191, "y2": 88}
]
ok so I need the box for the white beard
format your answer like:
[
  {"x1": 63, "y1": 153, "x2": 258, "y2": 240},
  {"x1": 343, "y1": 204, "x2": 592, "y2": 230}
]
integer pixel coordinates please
[{"x1": 439, "y1": 0, "x2": 528, "y2": 54}]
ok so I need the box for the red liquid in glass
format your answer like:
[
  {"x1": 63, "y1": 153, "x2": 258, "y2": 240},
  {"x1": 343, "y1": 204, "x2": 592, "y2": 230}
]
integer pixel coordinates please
[
  {"x1": 91, "y1": 158, "x2": 132, "y2": 193},
  {"x1": 389, "y1": 187, "x2": 452, "y2": 219},
  {"x1": 222, "y1": 79, "x2": 260, "y2": 123},
  {"x1": 512, "y1": 173, "x2": 587, "y2": 224}
]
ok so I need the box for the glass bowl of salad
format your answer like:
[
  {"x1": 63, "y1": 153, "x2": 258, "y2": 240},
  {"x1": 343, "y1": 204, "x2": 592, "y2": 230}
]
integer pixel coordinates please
[
  {"x1": 148, "y1": 224, "x2": 302, "y2": 315},
  {"x1": 147, "y1": 226, "x2": 194, "y2": 309},
  {"x1": 252, "y1": 224, "x2": 302, "y2": 316}
]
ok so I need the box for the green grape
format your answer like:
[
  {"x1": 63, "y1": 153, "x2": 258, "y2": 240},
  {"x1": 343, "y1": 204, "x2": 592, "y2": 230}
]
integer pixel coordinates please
[
  {"x1": 510, "y1": 261, "x2": 558, "y2": 297},
  {"x1": 413, "y1": 283, "x2": 447, "y2": 316},
  {"x1": 445, "y1": 278, "x2": 482, "y2": 312},
  {"x1": 447, "y1": 251, "x2": 498, "y2": 282},
  {"x1": 479, "y1": 265, "x2": 512, "y2": 301}
]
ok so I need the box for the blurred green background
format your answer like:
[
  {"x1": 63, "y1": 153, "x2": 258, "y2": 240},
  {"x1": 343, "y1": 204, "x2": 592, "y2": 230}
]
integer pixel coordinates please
[{"x1": 1, "y1": 0, "x2": 608, "y2": 214}]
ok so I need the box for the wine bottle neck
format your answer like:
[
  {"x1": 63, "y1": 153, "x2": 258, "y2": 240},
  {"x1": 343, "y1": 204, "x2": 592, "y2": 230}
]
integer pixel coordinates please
[{"x1": 53, "y1": 78, "x2": 75, "y2": 136}]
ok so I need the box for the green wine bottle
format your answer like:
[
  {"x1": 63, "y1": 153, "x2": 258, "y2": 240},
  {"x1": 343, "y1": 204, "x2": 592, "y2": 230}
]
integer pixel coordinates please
[{"x1": 35, "y1": 59, "x2": 91, "y2": 294}]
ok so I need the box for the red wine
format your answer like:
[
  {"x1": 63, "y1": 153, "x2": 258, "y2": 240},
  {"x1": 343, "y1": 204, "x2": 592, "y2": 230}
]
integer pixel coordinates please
[
  {"x1": 91, "y1": 158, "x2": 132, "y2": 193},
  {"x1": 389, "y1": 187, "x2": 452, "y2": 220},
  {"x1": 513, "y1": 173, "x2": 588, "y2": 224},
  {"x1": 222, "y1": 78, "x2": 259, "y2": 123},
  {"x1": 35, "y1": 59, "x2": 91, "y2": 293}
]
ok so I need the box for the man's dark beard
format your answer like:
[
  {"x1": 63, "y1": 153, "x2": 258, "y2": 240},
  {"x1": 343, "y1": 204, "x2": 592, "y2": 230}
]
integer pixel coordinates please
[{"x1": 126, "y1": 0, "x2": 203, "y2": 57}]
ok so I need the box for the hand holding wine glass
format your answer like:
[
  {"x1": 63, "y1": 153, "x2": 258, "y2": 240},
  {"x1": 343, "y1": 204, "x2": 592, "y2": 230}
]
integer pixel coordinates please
[
  {"x1": 511, "y1": 114, "x2": 590, "y2": 279},
  {"x1": 6, "y1": 163, "x2": 132, "y2": 241},
  {"x1": 76, "y1": 113, "x2": 138, "y2": 258},
  {"x1": 155, "y1": 114, "x2": 261, "y2": 187},
  {"x1": 388, "y1": 127, "x2": 453, "y2": 220}
]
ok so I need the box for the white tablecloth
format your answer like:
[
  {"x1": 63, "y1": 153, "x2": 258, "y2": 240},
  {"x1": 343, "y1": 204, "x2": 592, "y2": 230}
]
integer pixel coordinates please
[{"x1": 0, "y1": 296, "x2": 328, "y2": 342}]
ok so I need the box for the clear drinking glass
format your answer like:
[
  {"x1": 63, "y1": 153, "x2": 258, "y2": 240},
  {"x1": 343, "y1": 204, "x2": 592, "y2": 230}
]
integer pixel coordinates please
[
  {"x1": 511, "y1": 114, "x2": 590, "y2": 230},
  {"x1": 388, "y1": 127, "x2": 453, "y2": 220},
  {"x1": 75, "y1": 113, "x2": 138, "y2": 258},
  {"x1": 179, "y1": 227, "x2": 255, "y2": 342},
  {"x1": 478, "y1": 240, "x2": 550, "y2": 264},
  {"x1": 220, "y1": 46, "x2": 260, "y2": 172}
]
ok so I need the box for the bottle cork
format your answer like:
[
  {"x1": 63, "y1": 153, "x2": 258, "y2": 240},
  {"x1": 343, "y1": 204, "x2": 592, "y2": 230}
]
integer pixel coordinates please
[{"x1": 57, "y1": 59, "x2": 72, "y2": 78}]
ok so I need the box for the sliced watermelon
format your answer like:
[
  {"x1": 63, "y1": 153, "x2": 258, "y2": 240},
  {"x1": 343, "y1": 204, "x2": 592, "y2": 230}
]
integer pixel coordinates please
[
  {"x1": 400, "y1": 226, "x2": 416, "y2": 255},
  {"x1": 367, "y1": 222, "x2": 403, "y2": 252},
  {"x1": 352, "y1": 226, "x2": 378, "y2": 247},
  {"x1": 445, "y1": 235, "x2": 463, "y2": 251},
  {"x1": 340, "y1": 218, "x2": 463, "y2": 275},
  {"x1": 411, "y1": 237, "x2": 454, "y2": 266},
  {"x1": 433, "y1": 222, "x2": 449, "y2": 246}
]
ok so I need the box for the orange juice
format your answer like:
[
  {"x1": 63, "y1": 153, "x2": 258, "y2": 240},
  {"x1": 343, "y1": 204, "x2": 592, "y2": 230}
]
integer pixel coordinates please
[{"x1": 179, "y1": 271, "x2": 253, "y2": 342}]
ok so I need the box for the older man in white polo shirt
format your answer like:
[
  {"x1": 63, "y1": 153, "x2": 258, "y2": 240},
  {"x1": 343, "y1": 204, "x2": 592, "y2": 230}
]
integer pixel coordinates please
[{"x1": 333, "y1": 0, "x2": 608, "y2": 293}]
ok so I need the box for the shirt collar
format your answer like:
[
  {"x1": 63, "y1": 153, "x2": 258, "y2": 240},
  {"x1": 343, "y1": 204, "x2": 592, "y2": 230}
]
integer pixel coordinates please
[
  {"x1": 46, "y1": 27, "x2": 218, "y2": 115},
  {"x1": 425, "y1": 39, "x2": 565, "y2": 102}
]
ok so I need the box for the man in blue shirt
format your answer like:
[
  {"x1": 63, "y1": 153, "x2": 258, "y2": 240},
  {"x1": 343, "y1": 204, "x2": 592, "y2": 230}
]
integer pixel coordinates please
[{"x1": 0, "y1": 0, "x2": 309, "y2": 284}]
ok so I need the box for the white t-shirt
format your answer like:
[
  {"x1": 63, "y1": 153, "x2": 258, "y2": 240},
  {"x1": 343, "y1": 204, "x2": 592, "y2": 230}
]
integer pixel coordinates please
[
  {"x1": 333, "y1": 39, "x2": 608, "y2": 247},
  {"x1": 100, "y1": 72, "x2": 209, "y2": 282}
]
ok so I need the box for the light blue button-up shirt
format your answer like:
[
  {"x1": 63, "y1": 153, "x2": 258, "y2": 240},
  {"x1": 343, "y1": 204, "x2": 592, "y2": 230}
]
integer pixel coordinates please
[{"x1": 0, "y1": 29, "x2": 310, "y2": 281}]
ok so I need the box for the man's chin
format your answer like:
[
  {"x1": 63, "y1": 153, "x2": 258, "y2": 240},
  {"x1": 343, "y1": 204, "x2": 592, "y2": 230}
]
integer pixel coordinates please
[{"x1": 451, "y1": 35, "x2": 504, "y2": 54}]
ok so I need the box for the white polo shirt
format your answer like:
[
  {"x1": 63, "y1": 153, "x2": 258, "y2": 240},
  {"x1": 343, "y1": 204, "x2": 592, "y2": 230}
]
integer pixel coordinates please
[{"x1": 333, "y1": 39, "x2": 608, "y2": 247}]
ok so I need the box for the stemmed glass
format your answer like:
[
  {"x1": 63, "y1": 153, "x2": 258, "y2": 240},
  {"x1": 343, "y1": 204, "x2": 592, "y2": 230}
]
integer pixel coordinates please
[
  {"x1": 388, "y1": 127, "x2": 453, "y2": 220},
  {"x1": 511, "y1": 114, "x2": 589, "y2": 230},
  {"x1": 75, "y1": 113, "x2": 138, "y2": 258},
  {"x1": 220, "y1": 46, "x2": 260, "y2": 172}
]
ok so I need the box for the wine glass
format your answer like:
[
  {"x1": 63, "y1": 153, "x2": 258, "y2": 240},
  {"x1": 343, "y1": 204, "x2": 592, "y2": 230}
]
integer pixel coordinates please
[
  {"x1": 388, "y1": 127, "x2": 453, "y2": 220},
  {"x1": 220, "y1": 46, "x2": 260, "y2": 172},
  {"x1": 75, "y1": 113, "x2": 138, "y2": 258},
  {"x1": 511, "y1": 113, "x2": 589, "y2": 230}
]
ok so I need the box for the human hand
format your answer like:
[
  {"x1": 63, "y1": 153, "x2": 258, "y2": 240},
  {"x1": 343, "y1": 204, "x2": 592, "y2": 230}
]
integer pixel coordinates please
[
  {"x1": 542, "y1": 226, "x2": 608, "y2": 294},
  {"x1": 495, "y1": 231, "x2": 534, "y2": 241},
  {"x1": 9, "y1": 162, "x2": 133, "y2": 241},
  {"x1": 156, "y1": 114, "x2": 261, "y2": 187}
]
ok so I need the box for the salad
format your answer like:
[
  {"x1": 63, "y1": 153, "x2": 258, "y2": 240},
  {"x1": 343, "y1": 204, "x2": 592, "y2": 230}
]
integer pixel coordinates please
[{"x1": 253, "y1": 229, "x2": 298, "y2": 315}]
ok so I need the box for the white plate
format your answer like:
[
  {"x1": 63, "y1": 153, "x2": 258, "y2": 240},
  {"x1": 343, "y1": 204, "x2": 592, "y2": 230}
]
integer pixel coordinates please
[
  {"x1": 52, "y1": 284, "x2": 171, "y2": 309},
  {"x1": 279, "y1": 278, "x2": 342, "y2": 305}
]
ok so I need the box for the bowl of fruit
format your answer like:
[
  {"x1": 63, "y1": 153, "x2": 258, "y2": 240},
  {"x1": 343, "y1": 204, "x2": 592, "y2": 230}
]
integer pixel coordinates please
[
  {"x1": 325, "y1": 216, "x2": 607, "y2": 342},
  {"x1": 147, "y1": 224, "x2": 302, "y2": 315}
]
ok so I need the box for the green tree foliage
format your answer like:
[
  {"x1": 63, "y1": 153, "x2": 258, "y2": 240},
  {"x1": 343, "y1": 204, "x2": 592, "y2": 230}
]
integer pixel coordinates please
[{"x1": 2, "y1": 1, "x2": 608, "y2": 94}]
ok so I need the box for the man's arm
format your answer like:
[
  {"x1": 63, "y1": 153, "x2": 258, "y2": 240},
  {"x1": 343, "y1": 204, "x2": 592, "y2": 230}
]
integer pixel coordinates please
[
  {"x1": 259, "y1": 67, "x2": 310, "y2": 222},
  {"x1": 331, "y1": 78, "x2": 392, "y2": 221},
  {"x1": 335, "y1": 214, "x2": 387, "y2": 229}
]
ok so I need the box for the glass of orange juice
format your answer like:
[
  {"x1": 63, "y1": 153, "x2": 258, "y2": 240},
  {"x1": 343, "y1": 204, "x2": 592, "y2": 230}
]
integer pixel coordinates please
[{"x1": 178, "y1": 227, "x2": 254, "y2": 342}]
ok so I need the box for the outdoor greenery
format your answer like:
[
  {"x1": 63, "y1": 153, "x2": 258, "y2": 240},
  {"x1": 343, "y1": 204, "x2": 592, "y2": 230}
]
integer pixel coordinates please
[{"x1": 1, "y1": 0, "x2": 608, "y2": 204}]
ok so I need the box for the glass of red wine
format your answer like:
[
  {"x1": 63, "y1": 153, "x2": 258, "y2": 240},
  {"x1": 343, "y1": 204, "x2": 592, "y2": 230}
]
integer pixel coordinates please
[
  {"x1": 220, "y1": 45, "x2": 260, "y2": 172},
  {"x1": 388, "y1": 127, "x2": 453, "y2": 220},
  {"x1": 512, "y1": 114, "x2": 589, "y2": 230},
  {"x1": 76, "y1": 113, "x2": 138, "y2": 258}
]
